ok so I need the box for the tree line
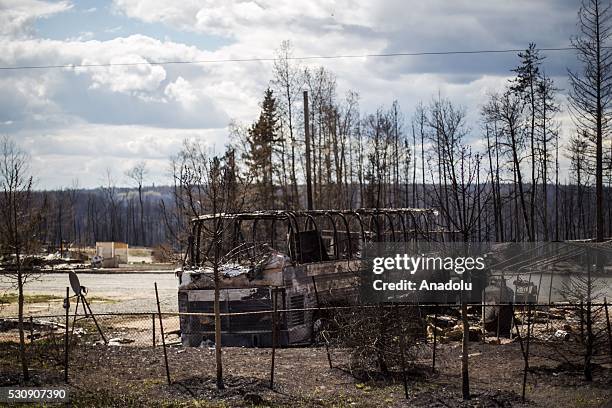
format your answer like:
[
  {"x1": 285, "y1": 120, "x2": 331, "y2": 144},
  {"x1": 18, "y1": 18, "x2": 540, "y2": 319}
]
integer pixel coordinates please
[{"x1": 176, "y1": 0, "x2": 612, "y2": 246}]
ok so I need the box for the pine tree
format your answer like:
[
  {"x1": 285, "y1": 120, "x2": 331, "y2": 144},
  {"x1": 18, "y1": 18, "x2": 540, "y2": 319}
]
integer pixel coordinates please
[{"x1": 243, "y1": 89, "x2": 279, "y2": 209}]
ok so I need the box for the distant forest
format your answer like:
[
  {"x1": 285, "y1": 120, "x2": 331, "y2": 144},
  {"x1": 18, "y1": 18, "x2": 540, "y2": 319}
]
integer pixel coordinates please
[
  {"x1": 32, "y1": 186, "x2": 173, "y2": 250},
  {"x1": 35, "y1": 177, "x2": 612, "y2": 251}
]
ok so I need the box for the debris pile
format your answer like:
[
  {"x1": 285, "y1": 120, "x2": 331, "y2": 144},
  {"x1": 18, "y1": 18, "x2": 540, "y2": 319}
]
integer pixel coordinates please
[
  {"x1": 423, "y1": 304, "x2": 608, "y2": 348},
  {"x1": 426, "y1": 314, "x2": 483, "y2": 342}
]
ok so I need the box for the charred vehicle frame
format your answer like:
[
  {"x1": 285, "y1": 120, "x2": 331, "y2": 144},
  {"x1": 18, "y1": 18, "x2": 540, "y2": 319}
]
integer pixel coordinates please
[{"x1": 177, "y1": 208, "x2": 438, "y2": 347}]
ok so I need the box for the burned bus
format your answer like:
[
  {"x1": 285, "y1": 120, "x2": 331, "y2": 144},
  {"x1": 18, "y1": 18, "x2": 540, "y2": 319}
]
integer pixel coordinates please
[{"x1": 177, "y1": 208, "x2": 437, "y2": 347}]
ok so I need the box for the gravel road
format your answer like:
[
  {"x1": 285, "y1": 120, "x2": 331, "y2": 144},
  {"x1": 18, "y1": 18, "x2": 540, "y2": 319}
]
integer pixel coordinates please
[{"x1": 0, "y1": 272, "x2": 178, "y2": 316}]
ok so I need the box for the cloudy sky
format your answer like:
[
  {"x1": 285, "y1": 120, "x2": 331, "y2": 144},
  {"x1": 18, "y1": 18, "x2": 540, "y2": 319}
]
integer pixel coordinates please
[{"x1": 0, "y1": 0, "x2": 581, "y2": 189}]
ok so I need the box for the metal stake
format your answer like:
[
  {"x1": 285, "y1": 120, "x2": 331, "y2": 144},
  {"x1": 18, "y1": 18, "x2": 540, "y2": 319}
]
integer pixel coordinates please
[
  {"x1": 605, "y1": 298, "x2": 612, "y2": 359},
  {"x1": 432, "y1": 308, "x2": 438, "y2": 373},
  {"x1": 312, "y1": 276, "x2": 332, "y2": 368},
  {"x1": 270, "y1": 288, "x2": 278, "y2": 389},
  {"x1": 155, "y1": 282, "x2": 171, "y2": 385},
  {"x1": 64, "y1": 287, "x2": 70, "y2": 383}
]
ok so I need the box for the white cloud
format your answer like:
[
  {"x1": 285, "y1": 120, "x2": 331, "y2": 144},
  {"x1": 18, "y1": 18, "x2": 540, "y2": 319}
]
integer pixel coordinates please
[
  {"x1": 164, "y1": 76, "x2": 197, "y2": 105},
  {"x1": 0, "y1": 0, "x2": 582, "y2": 187},
  {"x1": 17, "y1": 123, "x2": 229, "y2": 188},
  {"x1": 112, "y1": 0, "x2": 345, "y2": 36},
  {"x1": 0, "y1": 35, "x2": 232, "y2": 127},
  {"x1": 67, "y1": 31, "x2": 94, "y2": 42},
  {"x1": 104, "y1": 25, "x2": 122, "y2": 33},
  {"x1": 83, "y1": 54, "x2": 167, "y2": 95},
  {"x1": 0, "y1": 0, "x2": 72, "y2": 37}
]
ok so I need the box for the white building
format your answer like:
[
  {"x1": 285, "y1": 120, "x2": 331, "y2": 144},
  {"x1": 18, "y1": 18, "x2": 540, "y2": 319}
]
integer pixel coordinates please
[{"x1": 95, "y1": 242, "x2": 128, "y2": 267}]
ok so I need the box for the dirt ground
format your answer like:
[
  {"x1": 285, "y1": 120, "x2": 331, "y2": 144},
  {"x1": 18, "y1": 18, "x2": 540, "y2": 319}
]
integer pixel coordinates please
[{"x1": 1, "y1": 339, "x2": 611, "y2": 408}]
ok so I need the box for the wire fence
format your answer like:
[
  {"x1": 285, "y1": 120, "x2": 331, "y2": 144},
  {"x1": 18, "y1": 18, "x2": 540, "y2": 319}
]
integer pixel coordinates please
[{"x1": 1, "y1": 301, "x2": 611, "y2": 403}]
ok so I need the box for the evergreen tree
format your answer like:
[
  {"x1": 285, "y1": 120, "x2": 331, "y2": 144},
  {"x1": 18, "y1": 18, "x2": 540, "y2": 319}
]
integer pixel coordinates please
[{"x1": 243, "y1": 89, "x2": 279, "y2": 209}]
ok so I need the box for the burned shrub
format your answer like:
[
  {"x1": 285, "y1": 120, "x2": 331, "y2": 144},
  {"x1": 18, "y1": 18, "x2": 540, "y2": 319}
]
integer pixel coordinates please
[
  {"x1": 151, "y1": 244, "x2": 178, "y2": 263},
  {"x1": 540, "y1": 269, "x2": 611, "y2": 381},
  {"x1": 328, "y1": 304, "x2": 426, "y2": 379}
]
